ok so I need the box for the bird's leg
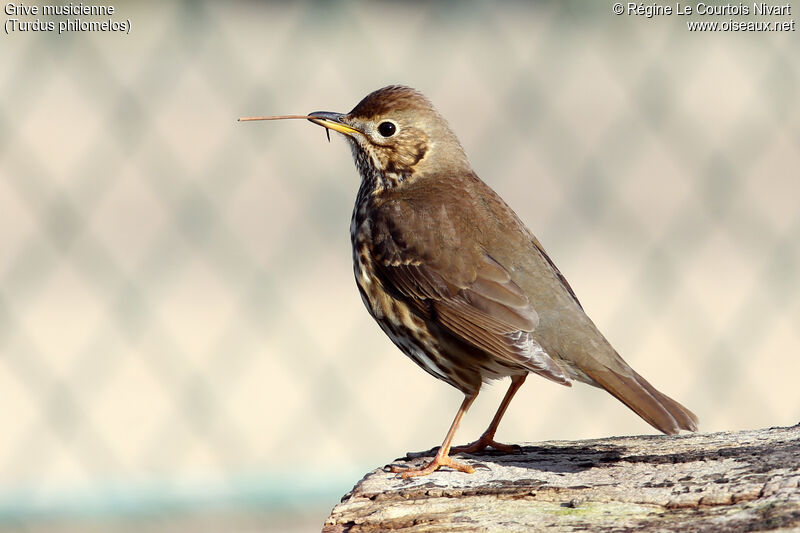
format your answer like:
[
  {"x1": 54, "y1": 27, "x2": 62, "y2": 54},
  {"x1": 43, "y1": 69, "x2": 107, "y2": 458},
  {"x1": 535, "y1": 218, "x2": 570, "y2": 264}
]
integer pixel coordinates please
[
  {"x1": 391, "y1": 392, "x2": 478, "y2": 478},
  {"x1": 452, "y1": 374, "x2": 527, "y2": 454}
]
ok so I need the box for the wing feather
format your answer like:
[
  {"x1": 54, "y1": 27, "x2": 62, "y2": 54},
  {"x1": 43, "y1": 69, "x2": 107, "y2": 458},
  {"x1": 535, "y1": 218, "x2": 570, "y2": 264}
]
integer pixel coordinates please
[{"x1": 371, "y1": 212, "x2": 570, "y2": 385}]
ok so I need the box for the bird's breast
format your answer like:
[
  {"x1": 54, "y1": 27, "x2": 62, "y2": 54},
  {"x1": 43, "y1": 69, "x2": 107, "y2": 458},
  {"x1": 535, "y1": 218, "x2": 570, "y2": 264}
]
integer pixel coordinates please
[
  {"x1": 350, "y1": 200, "x2": 399, "y2": 324},
  {"x1": 349, "y1": 198, "x2": 460, "y2": 387}
]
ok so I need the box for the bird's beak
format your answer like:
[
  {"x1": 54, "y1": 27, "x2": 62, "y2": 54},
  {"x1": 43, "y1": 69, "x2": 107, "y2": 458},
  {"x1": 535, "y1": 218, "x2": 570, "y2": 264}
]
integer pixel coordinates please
[{"x1": 308, "y1": 111, "x2": 361, "y2": 136}]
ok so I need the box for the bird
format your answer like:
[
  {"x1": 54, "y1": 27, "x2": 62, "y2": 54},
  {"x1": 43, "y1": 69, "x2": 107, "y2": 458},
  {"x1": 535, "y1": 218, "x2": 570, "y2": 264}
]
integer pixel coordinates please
[{"x1": 242, "y1": 85, "x2": 698, "y2": 478}]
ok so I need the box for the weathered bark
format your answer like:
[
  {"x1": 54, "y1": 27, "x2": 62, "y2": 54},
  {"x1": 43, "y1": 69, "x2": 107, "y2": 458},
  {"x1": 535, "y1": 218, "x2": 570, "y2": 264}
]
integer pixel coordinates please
[{"x1": 323, "y1": 424, "x2": 800, "y2": 532}]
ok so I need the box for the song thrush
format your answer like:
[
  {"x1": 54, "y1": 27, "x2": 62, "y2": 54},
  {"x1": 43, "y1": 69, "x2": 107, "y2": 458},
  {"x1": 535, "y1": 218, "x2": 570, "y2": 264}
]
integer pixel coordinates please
[{"x1": 243, "y1": 85, "x2": 698, "y2": 478}]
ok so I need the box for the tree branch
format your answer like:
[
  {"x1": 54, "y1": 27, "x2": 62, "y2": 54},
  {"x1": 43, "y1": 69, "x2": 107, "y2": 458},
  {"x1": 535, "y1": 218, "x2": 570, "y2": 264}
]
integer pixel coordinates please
[{"x1": 323, "y1": 424, "x2": 800, "y2": 532}]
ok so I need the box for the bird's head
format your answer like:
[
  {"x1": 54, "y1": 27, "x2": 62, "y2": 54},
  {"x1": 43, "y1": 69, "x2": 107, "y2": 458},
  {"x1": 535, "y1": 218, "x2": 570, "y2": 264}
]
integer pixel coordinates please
[{"x1": 309, "y1": 85, "x2": 470, "y2": 191}]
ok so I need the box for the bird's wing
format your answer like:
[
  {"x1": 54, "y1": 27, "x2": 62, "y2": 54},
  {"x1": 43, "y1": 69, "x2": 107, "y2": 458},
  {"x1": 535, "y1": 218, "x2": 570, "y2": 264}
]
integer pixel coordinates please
[
  {"x1": 528, "y1": 233, "x2": 583, "y2": 311},
  {"x1": 371, "y1": 204, "x2": 571, "y2": 386}
]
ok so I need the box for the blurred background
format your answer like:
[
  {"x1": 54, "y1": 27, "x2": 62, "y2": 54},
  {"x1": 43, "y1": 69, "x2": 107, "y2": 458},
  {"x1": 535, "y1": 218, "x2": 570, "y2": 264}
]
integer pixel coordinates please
[{"x1": 1, "y1": 1, "x2": 798, "y2": 531}]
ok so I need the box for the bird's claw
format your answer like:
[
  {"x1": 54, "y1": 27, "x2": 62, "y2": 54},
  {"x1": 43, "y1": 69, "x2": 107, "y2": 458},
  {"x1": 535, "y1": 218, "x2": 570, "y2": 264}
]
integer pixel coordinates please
[
  {"x1": 451, "y1": 434, "x2": 521, "y2": 455},
  {"x1": 390, "y1": 453, "x2": 475, "y2": 478}
]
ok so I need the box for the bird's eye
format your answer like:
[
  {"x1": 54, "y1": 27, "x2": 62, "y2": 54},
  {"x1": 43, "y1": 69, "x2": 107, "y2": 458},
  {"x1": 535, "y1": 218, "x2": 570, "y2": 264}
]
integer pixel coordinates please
[{"x1": 377, "y1": 121, "x2": 396, "y2": 137}]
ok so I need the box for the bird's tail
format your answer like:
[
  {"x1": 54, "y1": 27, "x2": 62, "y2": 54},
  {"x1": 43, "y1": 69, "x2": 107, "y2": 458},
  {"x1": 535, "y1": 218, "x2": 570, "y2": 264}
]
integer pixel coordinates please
[{"x1": 583, "y1": 363, "x2": 698, "y2": 435}]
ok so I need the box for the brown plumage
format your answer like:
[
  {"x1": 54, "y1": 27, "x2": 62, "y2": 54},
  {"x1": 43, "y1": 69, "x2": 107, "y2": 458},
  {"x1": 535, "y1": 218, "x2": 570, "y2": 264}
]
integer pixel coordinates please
[{"x1": 289, "y1": 85, "x2": 697, "y2": 477}]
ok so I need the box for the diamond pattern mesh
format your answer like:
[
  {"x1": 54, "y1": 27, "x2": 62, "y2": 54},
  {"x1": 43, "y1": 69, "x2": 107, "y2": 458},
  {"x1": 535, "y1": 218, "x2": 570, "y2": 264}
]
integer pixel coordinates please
[{"x1": 0, "y1": 0, "x2": 798, "y2": 527}]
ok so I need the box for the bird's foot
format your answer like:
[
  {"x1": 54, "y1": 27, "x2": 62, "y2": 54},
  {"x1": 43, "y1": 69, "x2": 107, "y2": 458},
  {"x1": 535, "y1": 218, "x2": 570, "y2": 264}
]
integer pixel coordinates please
[
  {"x1": 451, "y1": 433, "x2": 520, "y2": 454},
  {"x1": 390, "y1": 451, "x2": 475, "y2": 478}
]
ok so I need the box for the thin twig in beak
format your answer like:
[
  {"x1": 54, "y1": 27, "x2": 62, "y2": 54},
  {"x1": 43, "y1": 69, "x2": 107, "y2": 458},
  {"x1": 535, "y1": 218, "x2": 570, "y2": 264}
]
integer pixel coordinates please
[{"x1": 238, "y1": 115, "x2": 318, "y2": 122}]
